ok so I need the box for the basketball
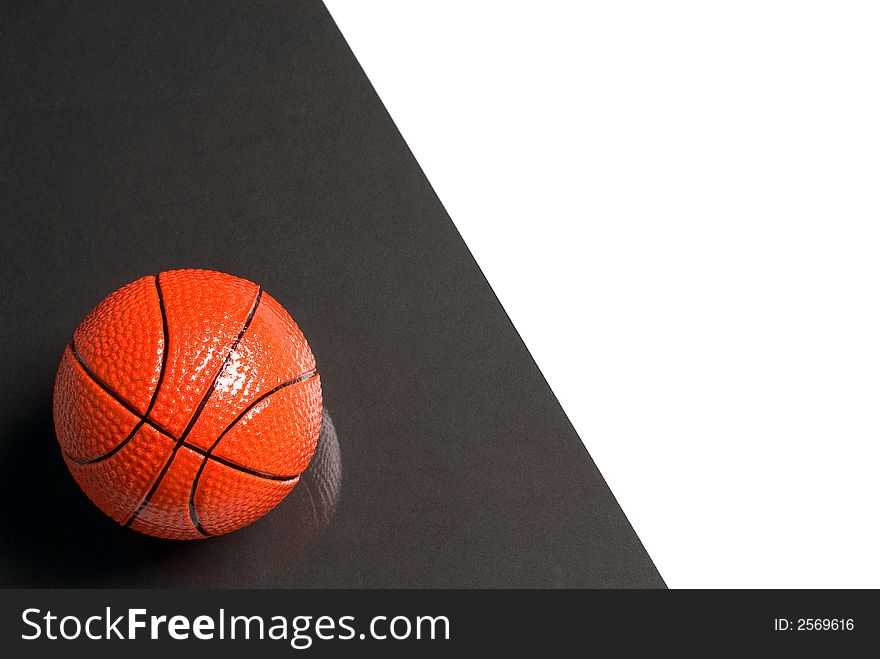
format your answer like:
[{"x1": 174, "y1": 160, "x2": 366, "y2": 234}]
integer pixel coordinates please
[{"x1": 52, "y1": 269, "x2": 322, "y2": 540}]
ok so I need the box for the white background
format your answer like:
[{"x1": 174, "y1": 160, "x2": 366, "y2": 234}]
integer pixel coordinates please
[{"x1": 324, "y1": 1, "x2": 880, "y2": 588}]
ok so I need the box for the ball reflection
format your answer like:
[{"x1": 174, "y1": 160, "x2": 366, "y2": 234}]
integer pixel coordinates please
[{"x1": 148, "y1": 409, "x2": 341, "y2": 585}]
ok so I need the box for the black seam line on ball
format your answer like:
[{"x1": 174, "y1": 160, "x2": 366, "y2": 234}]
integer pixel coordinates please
[
  {"x1": 180, "y1": 442, "x2": 304, "y2": 481},
  {"x1": 64, "y1": 442, "x2": 299, "y2": 481},
  {"x1": 190, "y1": 472, "x2": 304, "y2": 538},
  {"x1": 68, "y1": 276, "x2": 172, "y2": 465},
  {"x1": 69, "y1": 345, "x2": 178, "y2": 440},
  {"x1": 70, "y1": 345, "x2": 151, "y2": 424},
  {"x1": 63, "y1": 442, "x2": 299, "y2": 481},
  {"x1": 124, "y1": 287, "x2": 263, "y2": 529},
  {"x1": 65, "y1": 339, "x2": 309, "y2": 476},
  {"x1": 188, "y1": 369, "x2": 317, "y2": 536},
  {"x1": 65, "y1": 349, "x2": 313, "y2": 477}
]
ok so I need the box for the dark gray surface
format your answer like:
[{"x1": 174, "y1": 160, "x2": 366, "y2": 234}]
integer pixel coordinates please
[{"x1": 0, "y1": 0, "x2": 664, "y2": 587}]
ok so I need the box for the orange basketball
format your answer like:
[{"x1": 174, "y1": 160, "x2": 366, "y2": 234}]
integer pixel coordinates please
[{"x1": 52, "y1": 269, "x2": 322, "y2": 540}]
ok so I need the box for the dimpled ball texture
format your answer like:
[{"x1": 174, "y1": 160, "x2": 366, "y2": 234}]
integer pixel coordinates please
[{"x1": 52, "y1": 269, "x2": 322, "y2": 540}]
